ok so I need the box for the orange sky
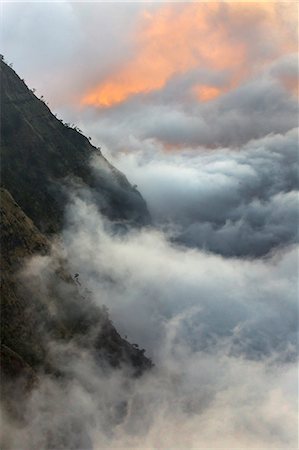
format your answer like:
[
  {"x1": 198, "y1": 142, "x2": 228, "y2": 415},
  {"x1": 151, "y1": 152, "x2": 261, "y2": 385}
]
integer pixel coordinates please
[{"x1": 81, "y1": 2, "x2": 297, "y2": 108}]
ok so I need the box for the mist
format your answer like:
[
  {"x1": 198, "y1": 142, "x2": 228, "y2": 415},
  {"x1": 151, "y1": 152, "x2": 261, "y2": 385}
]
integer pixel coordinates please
[{"x1": 2, "y1": 183, "x2": 297, "y2": 448}]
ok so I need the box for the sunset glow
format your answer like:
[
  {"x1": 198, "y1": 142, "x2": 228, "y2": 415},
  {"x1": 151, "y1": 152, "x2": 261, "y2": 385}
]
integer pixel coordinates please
[
  {"x1": 81, "y1": 2, "x2": 296, "y2": 108},
  {"x1": 193, "y1": 85, "x2": 223, "y2": 102}
]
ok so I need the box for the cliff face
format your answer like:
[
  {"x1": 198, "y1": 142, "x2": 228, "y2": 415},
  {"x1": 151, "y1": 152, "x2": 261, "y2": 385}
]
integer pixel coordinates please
[
  {"x1": 0, "y1": 60, "x2": 153, "y2": 412},
  {"x1": 0, "y1": 59, "x2": 150, "y2": 233}
]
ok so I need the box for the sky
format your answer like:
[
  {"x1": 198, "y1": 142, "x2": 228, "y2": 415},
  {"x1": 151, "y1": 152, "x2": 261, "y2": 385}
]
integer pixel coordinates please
[
  {"x1": 1, "y1": 2, "x2": 299, "y2": 449},
  {"x1": 2, "y1": 2, "x2": 298, "y2": 148},
  {"x1": 2, "y1": 1, "x2": 298, "y2": 255}
]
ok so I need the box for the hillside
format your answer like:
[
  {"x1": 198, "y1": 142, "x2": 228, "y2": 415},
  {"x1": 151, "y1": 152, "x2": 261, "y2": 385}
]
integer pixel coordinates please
[
  {"x1": 0, "y1": 58, "x2": 150, "y2": 233},
  {"x1": 0, "y1": 189, "x2": 152, "y2": 391},
  {"x1": 0, "y1": 60, "x2": 153, "y2": 420}
]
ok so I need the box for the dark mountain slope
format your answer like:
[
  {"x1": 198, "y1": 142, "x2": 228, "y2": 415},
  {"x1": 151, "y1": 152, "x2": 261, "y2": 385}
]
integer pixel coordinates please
[
  {"x1": 0, "y1": 188, "x2": 152, "y2": 395},
  {"x1": 0, "y1": 62, "x2": 153, "y2": 428},
  {"x1": 0, "y1": 59, "x2": 150, "y2": 233},
  {"x1": 0, "y1": 188, "x2": 49, "y2": 374}
]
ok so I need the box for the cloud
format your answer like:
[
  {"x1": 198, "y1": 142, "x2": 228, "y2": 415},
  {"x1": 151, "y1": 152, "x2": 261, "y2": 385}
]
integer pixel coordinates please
[
  {"x1": 2, "y1": 195, "x2": 298, "y2": 449},
  {"x1": 62, "y1": 196, "x2": 298, "y2": 361},
  {"x1": 2, "y1": 2, "x2": 297, "y2": 151},
  {"x1": 81, "y1": 2, "x2": 297, "y2": 108},
  {"x1": 1, "y1": 3, "x2": 298, "y2": 448},
  {"x1": 270, "y1": 53, "x2": 299, "y2": 97},
  {"x1": 108, "y1": 128, "x2": 298, "y2": 257},
  {"x1": 2, "y1": 2, "x2": 297, "y2": 115},
  {"x1": 70, "y1": 53, "x2": 297, "y2": 152},
  {"x1": 1, "y1": 2, "x2": 143, "y2": 108}
]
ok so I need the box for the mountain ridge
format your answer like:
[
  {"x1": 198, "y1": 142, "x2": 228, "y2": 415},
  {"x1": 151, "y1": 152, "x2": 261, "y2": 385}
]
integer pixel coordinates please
[
  {"x1": 0, "y1": 60, "x2": 153, "y2": 422},
  {"x1": 0, "y1": 57, "x2": 150, "y2": 234}
]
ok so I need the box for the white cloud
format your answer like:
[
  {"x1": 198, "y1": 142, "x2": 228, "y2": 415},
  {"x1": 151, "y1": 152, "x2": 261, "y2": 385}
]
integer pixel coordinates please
[{"x1": 2, "y1": 196, "x2": 297, "y2": 448}]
